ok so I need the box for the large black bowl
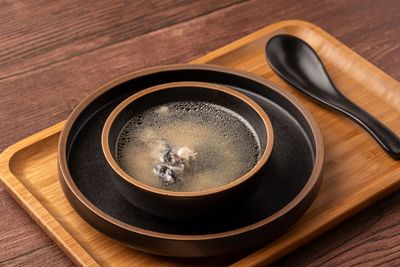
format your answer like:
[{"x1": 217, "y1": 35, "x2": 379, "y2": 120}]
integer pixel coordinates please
[{"x1": 58, "y1": 64, "x2": 324, "y2": 257}]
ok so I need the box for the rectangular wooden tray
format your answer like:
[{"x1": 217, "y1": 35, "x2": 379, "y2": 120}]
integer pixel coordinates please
[{"x1": 1, "y1": 20, "x2": 399, "y2": 266}]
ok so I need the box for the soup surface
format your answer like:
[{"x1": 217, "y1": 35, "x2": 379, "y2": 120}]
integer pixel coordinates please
[{"x1": 116, "y1": 101, "x2": 261, "y2": 192}]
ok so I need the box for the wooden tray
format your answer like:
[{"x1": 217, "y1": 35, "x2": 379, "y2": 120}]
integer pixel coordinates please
[{"x1": 1, "y1": 20, "x2": 399, "y2": 266}]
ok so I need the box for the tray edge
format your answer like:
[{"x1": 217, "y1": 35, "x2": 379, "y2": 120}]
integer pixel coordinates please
[{"x1": 0, "y1": 122, "x2": 100, "y2": 267}]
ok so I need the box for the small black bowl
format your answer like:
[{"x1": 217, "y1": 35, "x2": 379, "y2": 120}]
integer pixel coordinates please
[{"x1": 101, "y1": 81, "x2": 274, "y2": 220}]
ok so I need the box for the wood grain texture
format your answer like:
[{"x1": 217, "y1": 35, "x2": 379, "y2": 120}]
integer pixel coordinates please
[
  {"x1": 0, "y1": 0, "x2": 244, "y2": 79},
  {"x1": 2, "y1": 20, "x2": 400, "y2": 266},
  {"x1": 0, "y1": 0, "x2": 399, "y2": 266}
]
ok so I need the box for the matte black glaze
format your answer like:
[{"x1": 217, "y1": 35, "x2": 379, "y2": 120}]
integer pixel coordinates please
[
  {"x1": 105, "y1": 83, "x2": 270, "y2": 220},
  {"x1": 60, "y1": 66, "x2": 322, "y2": 257},
  {"x1": 266, "y1": 34, "x2": 400, "y2": 160}
]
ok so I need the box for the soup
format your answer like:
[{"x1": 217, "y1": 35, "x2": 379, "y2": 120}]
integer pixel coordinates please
[{"x1": 116, "y1": 101, "x2": 261, "y2": 192}]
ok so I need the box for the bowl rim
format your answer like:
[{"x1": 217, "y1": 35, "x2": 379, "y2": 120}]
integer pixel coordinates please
[
  {"x1": 58, "y1": 63, "x2": 324, "y2": 241},
  {"x1": 101, "y1": 81, "x2": 274, "y2": 197}
]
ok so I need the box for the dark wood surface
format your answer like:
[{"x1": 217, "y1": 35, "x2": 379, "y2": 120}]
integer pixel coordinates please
[{"x1": 0, "y1": 0, "x2": 399, "y2": 265}]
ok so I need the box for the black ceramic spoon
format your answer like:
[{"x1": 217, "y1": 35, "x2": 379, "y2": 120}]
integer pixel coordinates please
[{"x1": 266, "y1": 34, "x2": 400, "y2": 160}]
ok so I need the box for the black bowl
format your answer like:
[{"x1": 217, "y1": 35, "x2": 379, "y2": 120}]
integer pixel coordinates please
[
  {"x1": 102, "y1": 81, "x2": 274, "y2": 220},
  {"x1": 58, "y1": 64, "x2": 324, "y2": 257}
]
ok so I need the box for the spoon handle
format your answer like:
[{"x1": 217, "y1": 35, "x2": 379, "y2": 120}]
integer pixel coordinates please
[{"x1": 331, "y1": 95, "x2": 400, "y2": 160}]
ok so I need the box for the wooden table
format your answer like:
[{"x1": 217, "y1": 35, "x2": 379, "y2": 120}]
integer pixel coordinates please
[{"x1": 0, "y1": 0, "x2": 399, "y2": 266}]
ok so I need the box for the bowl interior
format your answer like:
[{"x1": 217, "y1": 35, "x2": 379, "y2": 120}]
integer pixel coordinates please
[{"x1": 106, "y1": 84, "x2": 269, "y2": 192}]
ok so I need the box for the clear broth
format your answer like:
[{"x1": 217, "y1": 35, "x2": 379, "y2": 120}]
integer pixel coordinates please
[{"x1": 116, "y1": 101, "x2": 261, "y2": 192}]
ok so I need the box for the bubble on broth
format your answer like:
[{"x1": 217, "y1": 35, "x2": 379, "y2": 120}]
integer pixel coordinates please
[{"x1": 116, "y1": 101, "x2": 261, "y2": 192}]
